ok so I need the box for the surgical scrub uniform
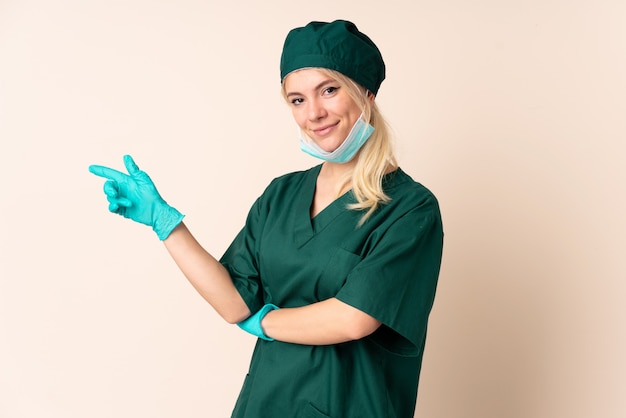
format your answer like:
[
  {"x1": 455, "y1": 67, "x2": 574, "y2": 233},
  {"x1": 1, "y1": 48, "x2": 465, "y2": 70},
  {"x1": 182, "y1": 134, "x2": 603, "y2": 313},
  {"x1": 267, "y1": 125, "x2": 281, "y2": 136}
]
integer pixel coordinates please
[{"x1": 221, "y1": 164, "x2": 444, "y2": 418}]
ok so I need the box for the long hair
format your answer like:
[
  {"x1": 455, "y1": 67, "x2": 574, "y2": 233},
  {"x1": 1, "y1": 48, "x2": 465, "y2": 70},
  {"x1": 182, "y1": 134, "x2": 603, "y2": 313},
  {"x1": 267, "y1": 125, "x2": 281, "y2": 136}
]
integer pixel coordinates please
[{"x1": 282, "y1": 68, "x2": 398, "y2": 225}]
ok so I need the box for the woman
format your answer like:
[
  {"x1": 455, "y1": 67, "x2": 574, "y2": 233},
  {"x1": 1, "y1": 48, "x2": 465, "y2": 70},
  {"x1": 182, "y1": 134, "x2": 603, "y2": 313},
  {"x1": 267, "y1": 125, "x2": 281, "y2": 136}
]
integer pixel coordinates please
[{"x1": 90, "y1": 20, "x2": 443, "y2": 418}]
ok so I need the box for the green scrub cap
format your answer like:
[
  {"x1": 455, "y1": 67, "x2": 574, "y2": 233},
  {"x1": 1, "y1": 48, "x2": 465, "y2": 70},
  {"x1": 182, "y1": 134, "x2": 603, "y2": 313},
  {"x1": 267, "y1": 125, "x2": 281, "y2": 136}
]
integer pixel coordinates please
[{"x1": 280, "y1": 20, "x2": 386, "y2": 95}]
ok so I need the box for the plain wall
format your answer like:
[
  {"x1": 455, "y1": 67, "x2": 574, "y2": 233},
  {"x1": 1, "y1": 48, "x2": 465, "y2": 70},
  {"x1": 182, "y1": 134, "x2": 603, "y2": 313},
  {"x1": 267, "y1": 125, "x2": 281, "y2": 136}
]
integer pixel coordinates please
[{"x1": 1, "y1": 1, "x2": 624, "y2": 417}]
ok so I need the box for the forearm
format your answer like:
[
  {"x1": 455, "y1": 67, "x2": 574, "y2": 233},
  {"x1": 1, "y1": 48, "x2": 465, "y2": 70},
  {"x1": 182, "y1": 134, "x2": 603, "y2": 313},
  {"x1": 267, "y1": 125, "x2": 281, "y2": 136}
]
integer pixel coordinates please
[
  {"x1": 261, "y1": 298, "x2": 381, "y2": 345},
  {"x1": 163, "y1": 222, "x2": 250, "y2": 323}
]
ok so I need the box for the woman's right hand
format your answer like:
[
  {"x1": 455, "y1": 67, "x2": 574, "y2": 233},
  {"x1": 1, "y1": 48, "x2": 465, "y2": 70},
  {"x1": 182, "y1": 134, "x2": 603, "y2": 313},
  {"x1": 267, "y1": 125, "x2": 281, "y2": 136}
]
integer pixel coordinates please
[{"x1": 89, "y1": 154, "x2": 184, "y2": 240}]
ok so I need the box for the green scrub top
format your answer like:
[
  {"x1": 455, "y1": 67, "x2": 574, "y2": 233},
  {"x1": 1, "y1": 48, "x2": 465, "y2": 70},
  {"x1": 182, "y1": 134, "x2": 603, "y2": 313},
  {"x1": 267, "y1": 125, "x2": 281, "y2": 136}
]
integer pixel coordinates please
[{"x1": 220, "y1": 165, "x2": 443, "y2": 418}]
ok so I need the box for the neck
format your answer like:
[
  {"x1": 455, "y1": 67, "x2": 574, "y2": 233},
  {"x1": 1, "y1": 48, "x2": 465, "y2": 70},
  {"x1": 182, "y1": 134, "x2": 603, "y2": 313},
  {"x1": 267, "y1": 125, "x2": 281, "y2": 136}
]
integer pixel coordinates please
[
  {"x1": 321, "y1": 160, "x2": 354, "y2": 175},
  {"x1": 319, "y1": 160, "x2": 356, "y2": 197}
]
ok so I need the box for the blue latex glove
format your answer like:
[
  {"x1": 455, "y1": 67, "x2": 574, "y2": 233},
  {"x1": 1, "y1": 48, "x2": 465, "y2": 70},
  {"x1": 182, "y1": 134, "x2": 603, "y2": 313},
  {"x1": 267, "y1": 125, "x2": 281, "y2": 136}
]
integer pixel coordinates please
[
  {"x1": 238, "y1": 304, "x2": 279, "y2": 341},
  {"x1": 89, "y1": 155, "x2": 184, "y2": 240}
]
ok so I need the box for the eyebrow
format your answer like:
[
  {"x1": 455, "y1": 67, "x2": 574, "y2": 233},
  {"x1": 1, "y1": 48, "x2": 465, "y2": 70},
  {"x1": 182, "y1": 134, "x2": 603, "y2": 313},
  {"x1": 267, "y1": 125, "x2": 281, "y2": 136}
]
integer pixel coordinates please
[{"x1": 286, "y1": 78, "x2": 336, "y2": 98}]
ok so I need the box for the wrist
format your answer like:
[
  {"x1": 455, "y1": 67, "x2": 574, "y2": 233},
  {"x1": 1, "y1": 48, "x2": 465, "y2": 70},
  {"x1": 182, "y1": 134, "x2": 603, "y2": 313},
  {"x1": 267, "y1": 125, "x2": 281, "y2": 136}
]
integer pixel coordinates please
[
  {"x1": 260, "y1": 308, "x2": 275, "y2": 339},
  {"x1": 153, "y1": 204, "x2": 185, "y2": 240},
  {"x1": 238, "y1": 303, "x2": 279, "y2": 341}
]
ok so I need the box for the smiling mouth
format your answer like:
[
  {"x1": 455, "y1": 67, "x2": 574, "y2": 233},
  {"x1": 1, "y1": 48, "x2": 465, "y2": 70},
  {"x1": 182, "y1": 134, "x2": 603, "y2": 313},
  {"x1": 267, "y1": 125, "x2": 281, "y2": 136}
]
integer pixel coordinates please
[{"x1": 312, "y1": 122, "x2": 339, "y2": 136}]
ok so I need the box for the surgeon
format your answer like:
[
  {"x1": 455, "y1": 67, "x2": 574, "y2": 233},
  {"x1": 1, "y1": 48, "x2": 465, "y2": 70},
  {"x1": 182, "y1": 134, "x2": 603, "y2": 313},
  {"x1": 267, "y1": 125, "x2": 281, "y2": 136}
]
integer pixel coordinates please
[{"x1": 89, "y1": 19, "x2": 444, "y2": 418}]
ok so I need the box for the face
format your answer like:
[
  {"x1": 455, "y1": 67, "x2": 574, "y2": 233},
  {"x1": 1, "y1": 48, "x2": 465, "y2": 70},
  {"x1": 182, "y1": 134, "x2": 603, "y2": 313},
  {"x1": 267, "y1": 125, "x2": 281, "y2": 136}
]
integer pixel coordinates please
[{"x1": 284, "y1": 69, "x2": 364, "y2": 153}]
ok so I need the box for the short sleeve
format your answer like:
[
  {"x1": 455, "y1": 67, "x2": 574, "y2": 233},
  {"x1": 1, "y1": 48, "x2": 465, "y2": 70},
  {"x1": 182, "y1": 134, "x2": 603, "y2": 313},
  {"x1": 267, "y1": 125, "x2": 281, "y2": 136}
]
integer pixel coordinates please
[
  {"x1": 335, "y1": 195, "x2": 444, "y2": 354},
  {"x1": 220, "y1": 195, "x2": 267, "y2": 315}
]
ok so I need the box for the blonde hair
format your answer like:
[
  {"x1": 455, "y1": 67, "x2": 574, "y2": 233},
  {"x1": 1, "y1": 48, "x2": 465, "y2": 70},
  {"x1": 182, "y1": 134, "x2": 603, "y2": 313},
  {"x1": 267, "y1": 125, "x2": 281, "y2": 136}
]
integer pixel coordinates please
[{"x1": 282, "y1": 68, "x2": 398, "y2": 225}]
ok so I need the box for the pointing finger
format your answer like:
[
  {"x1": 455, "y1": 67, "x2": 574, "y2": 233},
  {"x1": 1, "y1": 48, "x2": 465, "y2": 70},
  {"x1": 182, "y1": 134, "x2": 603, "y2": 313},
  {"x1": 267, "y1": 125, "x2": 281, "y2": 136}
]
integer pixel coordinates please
[{"x1": 89, "y1": 164, "x2": 128, "y2": 182}]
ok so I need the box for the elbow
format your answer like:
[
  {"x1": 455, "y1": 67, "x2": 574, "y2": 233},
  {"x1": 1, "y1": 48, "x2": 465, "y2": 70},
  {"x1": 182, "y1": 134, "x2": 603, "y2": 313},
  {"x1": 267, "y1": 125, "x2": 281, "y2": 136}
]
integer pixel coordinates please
[
  {"x1": 212, "y1": 294, "x2": 251, "y2": 324},
  {"x1": 223, "y1": 310, "x2": 250, "y2": 325},
  {"x1": 223, "y1": 314, "x2": 240, "y2": 325},
  {"x1": 218, "y1": 304, "x2": 251, "y2": 325},
  {"x1": 331, "y1": 298, "x2": 382, "y2": 341},
  {"x1": 343, "y1": 313, "x2": 382, "y2": 341}
]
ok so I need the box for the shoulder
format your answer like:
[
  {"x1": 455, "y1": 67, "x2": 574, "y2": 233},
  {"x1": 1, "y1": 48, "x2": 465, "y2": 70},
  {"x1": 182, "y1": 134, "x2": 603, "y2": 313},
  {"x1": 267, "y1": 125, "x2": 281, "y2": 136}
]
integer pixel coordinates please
[
  {"x1": 383, "y1": 168, "x2": 441, "y2": 217},
  {"x1": 262, "y1": 164, "x2": 321, "y2": 195},
  {"x1": 251, "y1": 165, "x2": 321, "y2": 211},
  {"x1": 355, "y1": 168, "x2": 443, "y2": 254},
  {"x1": 269, "y1": 165, "x2": 319, "y2": 186}
]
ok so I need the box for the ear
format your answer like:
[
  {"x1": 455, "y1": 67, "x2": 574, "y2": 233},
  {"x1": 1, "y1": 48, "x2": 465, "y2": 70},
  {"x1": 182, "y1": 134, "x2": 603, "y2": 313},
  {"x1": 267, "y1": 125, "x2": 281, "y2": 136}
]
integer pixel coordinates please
[{"x1": 366, "y1": 90, "x2": 376, "y2": 103}]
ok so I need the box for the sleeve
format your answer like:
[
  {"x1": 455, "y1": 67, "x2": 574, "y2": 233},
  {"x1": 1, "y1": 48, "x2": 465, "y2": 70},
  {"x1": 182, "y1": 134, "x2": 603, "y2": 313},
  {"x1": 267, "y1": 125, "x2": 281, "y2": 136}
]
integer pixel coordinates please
[
  {"x1": 219, "y1": 194, "x2": 267, "y2": 315},
  {"x1": 335, "y1": 195, "x2": 444, "y2": 354}
]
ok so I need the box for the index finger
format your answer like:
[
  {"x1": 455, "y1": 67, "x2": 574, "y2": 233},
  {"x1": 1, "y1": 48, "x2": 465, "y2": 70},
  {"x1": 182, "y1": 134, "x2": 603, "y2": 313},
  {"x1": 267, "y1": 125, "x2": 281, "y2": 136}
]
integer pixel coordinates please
[{"x1": 88, "y1": 164, "x2": 128, "y2": 182}]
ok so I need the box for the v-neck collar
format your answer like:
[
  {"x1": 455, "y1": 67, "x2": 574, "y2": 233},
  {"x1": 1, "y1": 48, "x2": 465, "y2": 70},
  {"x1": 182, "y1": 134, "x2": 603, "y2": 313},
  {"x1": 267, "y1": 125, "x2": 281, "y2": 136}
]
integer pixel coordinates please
[
  {"x1": 293, "y1": 165, "x2": 355, "y2": 248},
  {"x1": 292, "y1": 165, "x2": 407, "y2": 248}
]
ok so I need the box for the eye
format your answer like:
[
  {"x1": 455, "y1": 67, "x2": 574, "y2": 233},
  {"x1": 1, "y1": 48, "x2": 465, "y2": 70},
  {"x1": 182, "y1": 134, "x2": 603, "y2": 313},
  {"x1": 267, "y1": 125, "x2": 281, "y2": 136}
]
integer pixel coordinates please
[
  {"x1": 323, "y1": 86, "x2": 339, "y2": 95},
  {"x1": 290, "y1": 97, "x2": 304, "y2": 105}
]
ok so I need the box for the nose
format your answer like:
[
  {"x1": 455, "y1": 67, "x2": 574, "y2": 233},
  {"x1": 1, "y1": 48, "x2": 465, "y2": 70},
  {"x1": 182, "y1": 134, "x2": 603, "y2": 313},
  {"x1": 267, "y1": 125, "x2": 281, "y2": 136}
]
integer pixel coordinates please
[{"x1": 307, "y1": 98, "x2": 327, "y2": 121}]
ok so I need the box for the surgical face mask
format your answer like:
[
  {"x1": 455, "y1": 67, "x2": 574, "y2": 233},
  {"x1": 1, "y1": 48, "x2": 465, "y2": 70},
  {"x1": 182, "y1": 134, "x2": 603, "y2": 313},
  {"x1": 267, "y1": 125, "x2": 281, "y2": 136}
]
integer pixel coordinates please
[{"x1": 298, "y1": 115, "x2": 375, "y2": 163}]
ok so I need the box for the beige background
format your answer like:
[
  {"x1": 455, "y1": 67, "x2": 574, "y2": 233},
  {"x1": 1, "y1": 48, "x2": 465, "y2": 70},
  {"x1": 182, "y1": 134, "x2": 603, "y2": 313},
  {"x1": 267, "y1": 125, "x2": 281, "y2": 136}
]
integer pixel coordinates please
[{"x1": 1, "y1": 0, "x2": 624, "y2": 417}]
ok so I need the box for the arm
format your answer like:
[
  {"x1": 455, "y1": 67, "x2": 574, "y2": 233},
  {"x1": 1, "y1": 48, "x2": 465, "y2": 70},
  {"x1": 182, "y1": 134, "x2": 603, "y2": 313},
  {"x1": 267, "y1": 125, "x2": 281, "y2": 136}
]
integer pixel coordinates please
[
  {"x1": 260, "y1": 298, "x2": 381, "y2": 345},
  {"x1": 164, "y1": 223, "x2": 250, "y2": 324},
  {"x1": 89, "y1": 155, "x2": 250, "y2": 323}
]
